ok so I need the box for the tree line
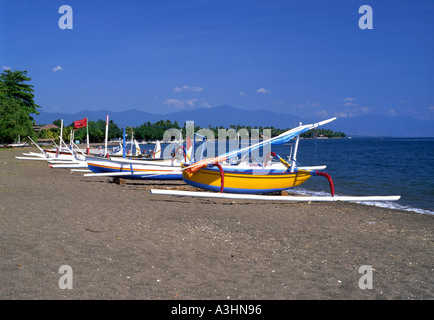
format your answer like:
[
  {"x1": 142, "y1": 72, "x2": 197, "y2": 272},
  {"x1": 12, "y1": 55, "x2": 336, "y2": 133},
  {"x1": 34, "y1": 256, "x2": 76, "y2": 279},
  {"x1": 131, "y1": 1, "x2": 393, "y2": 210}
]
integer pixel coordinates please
[{"x1": 38, "y1": 119, "x2": 345, "y2": 144}]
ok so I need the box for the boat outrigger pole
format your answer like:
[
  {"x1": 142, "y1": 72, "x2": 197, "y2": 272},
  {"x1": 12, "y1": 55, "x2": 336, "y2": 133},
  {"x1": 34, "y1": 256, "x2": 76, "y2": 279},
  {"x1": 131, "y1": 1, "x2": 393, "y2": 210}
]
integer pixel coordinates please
[
  {"x1": 27, "y1": 136, "x2": 47, "y2": 156},
  {"x1": 150, "y1": 189, "x2": 400, "y2": 202}
]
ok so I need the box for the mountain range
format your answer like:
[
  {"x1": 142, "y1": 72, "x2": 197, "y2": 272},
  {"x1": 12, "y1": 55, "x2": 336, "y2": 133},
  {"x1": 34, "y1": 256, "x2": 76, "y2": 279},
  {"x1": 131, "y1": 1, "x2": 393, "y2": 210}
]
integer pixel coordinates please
[{"x1": 33, "y1": 105, "x2": 434, "y2": 138}]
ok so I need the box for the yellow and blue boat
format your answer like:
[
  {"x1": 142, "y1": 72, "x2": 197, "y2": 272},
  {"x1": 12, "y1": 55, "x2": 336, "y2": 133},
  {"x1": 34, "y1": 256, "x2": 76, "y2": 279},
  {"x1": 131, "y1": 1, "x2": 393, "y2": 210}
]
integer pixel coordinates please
[
  {"x1": 182, "y1": 164, "x2": 313, "y2": 194},
  {"x1": 182, "y1": 117, "x2": 338, "y2": 195}
]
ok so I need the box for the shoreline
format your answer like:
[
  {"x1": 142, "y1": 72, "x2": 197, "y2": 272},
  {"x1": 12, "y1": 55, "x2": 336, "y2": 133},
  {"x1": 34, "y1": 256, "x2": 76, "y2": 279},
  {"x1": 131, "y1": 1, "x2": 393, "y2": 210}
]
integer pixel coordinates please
[
  {"x1": 287, "y1": 188, "x2": 434, "y2": 216},
  {"x1": 1, "y1": 147, "x2": 433, "y2": 299}
]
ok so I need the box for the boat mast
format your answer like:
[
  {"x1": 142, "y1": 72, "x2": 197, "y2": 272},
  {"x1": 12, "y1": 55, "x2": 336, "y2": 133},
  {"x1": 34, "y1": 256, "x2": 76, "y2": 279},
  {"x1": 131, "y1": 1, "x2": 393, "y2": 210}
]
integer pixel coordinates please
[
  {"x1": 122, "y1": 127, "x2": 126, "y2": 158},
  {"x1": 130, "y1": 131, "x2": 134, "y2": 155},
  {"x1": 104, "y1": 115, "x2": 109, "y2": 157},
  {"x1": 86, "y1": 117, "x2": 90, "y2": 155},
  {"x1": 59, "y1": 119, "x2": 64, "y2": 150},
  {"x1": 290, "y1": 122, "x2": 301, "y2": 172}
]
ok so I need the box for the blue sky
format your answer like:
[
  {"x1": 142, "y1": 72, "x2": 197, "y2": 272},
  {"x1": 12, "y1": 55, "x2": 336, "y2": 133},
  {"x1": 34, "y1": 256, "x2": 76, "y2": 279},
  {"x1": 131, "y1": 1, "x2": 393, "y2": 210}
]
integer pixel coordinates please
[{"x1": 1, "y1": 0, "x2": 433, "y2": 121}]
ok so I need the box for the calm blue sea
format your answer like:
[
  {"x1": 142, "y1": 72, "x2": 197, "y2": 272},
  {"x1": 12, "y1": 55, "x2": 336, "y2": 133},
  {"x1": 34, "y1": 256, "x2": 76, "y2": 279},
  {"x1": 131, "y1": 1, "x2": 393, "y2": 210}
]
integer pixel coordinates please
[
  {"x1": 135, "y1": 138, "x2": 434, "y2": 215},
  {"x1": 275, "y1": 138, "x2": 434, "y2": 215}
]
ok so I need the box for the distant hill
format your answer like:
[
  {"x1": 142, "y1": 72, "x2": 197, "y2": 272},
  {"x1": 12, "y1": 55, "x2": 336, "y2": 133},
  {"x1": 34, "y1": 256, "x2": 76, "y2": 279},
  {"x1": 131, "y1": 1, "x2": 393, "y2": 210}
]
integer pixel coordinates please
[
  {"x1": 324, "y1": 114, "x2": 434, "y2": 138},
  {"x1": 34, "y1": 105, "x2": 434, "y2": 137},
  {"x1": 34, "y1": 105, "x2": 305, "y2": 129}
]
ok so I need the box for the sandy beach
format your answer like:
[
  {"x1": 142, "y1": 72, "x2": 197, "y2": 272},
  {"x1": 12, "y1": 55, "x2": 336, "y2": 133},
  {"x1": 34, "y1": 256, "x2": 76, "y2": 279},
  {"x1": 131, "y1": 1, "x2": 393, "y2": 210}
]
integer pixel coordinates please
[{"x1": 0, "y1": 147, "x2": 432, "y2": 300}]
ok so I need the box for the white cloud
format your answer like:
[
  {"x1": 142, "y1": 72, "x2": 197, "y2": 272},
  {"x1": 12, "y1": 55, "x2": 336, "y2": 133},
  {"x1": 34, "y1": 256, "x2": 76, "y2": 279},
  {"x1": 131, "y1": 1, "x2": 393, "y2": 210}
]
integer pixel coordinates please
[
  {"x1": 173, "y1": 85, "x2": 203, "y2": 92},
  {"x1": 201, "y1": 99, "x2": 211, "y2": 108},
  {"x1": 334, "y1": 112, "x2": 350, "y2": 118},
  {"x1": 163, "y1": 99, "x2": 184, "y2": 109},
  {"x1": 2, "y1": 66, "x2": 12, "y2": 71},
  {"x1": 256, "y1": 88, "x2": 271, "y2": 94},
  {"x1": 163, "y1": 98, "x2": 197, "y2": 109},
  {"x1": 184, "y1": 98, "x2": 197, "y2": 107},
  {"x1": 240, "y1": 91, "x2": 246, "y2": 96},
  {"x1": 291, "y1": 101, "x2": 320, "y2": 109},
  {"x1": 429, "y1": 106, "x2": 434, "y2": 112},
  {"x1": 316, "y1": 110, "x2": 329, "y2": 117},
  {"x1": 343, "y1": 102, "x2": 358, "y2": 107},
  {"x1": 334, "y1": 105, "x2": 372, "y2": 118},
  {"x1": 52, "y1": 65, "x2": 63, "y2": 72},
  {"x1": 359, "y1": 107, "x2": 372, "y2": 113},
  {"x1": 342, "y1": 97, "x2": 357, "y2": 107},
  {"x1": 388, "y1": 109, "x2": 397, "y2": 116}
]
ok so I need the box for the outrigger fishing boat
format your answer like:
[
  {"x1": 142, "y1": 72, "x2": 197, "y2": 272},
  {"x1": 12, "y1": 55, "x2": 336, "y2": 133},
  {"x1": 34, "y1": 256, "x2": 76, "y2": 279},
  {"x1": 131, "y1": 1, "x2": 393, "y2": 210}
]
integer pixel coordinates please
[
  {"x1": 151, "y1": 117, "x2": 401, "y2": 202},
  {"x1": 16, "y1": 116, "x2": 156, "y2": 171},
  {"x1": 179, "y1": 118, "x2": 336, "y2": 194},
  {"x1": 83, "y1": 138, "x2": 191, "y2": 180},
  {"x1": 84, "y1": 156, "x2": 184, "y2": 180},
  {"x1": 16, "y1": 135, "x2": 87, "y2": 162},
  {"x1": 16, "y1": 119, "x2": 89, "y2": 163}
]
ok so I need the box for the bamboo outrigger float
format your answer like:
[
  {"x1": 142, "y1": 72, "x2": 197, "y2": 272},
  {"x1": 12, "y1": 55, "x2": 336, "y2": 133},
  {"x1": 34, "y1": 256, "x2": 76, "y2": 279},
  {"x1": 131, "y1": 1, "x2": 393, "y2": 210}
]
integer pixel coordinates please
[{"x1": 150, "y1": 189, "x2": 401, "y2": 202}]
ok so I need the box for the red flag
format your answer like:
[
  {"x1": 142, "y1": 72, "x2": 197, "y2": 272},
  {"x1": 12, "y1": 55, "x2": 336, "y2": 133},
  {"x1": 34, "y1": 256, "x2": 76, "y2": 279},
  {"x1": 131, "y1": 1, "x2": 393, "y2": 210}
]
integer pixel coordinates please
[{"x1": 74, "y1": 118, "x2": 87, "y2": 129}]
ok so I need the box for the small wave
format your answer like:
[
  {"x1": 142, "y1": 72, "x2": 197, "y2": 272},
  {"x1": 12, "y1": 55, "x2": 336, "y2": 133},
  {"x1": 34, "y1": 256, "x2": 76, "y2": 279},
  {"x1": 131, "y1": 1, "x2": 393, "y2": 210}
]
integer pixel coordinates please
[
  {"x1": 290, "y1": 188, "x2": 434, "y2": 215},
  {"x1": 355, "y1": 200, "x2": 434, "y2": 215}
]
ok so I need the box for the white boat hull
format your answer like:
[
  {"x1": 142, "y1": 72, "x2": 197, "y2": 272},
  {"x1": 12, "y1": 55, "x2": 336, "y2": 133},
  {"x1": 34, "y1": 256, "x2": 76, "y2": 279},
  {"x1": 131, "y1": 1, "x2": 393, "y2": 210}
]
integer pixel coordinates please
[{"x1": 84, "y1": 156, "x2": 183, "y2": 180}]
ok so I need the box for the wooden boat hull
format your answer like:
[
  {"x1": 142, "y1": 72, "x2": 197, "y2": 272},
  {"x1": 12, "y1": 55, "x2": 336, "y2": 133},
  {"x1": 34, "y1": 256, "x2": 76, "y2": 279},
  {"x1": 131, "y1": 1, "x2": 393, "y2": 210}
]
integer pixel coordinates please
[{"x1": 182, "y1": 167, "x2": 312, "y2": 194}]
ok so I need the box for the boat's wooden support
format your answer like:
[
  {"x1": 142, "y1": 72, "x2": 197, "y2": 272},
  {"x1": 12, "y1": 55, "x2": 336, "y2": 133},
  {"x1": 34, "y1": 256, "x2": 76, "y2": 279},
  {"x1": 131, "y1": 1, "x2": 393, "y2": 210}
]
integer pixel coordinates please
[
  {"x1": 312, "y1": 171, "x2": 335, "y2": 196},
  {"x1": 212, "y1": 163, "x2": 225, "y2": 193},
  {"x1": 113, "y1": 177, "x2": 126, "y2": 185}
]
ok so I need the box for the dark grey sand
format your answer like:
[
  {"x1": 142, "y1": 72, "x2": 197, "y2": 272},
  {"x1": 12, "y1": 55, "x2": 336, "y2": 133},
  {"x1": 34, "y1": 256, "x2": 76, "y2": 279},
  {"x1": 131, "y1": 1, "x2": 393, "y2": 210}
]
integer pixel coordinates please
[{"x1": 0, "y1": 147, "x2": 433, "y2": 300}]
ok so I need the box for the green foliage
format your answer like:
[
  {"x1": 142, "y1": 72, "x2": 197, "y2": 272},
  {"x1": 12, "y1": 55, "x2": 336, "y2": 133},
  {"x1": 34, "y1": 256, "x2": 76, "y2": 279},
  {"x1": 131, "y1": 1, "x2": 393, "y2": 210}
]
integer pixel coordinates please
[
  {"x1": 51, "y1": 119, "x2": 123, "y2": 144},
  {"x1": 38, "y1": 118, "x2": 345, "y2": 144},
  {"x1": 36, "y1": 127, "x2": 59, "y2": 141},
  {"x1": 0, "y1": 69, "x2": 39, "y2": 144},
  {"x1": 0, "y1": 70, "x2": 40, "y2": 118},
  {"x1": 134, "y1": 120, "x2": 180, "y2": 141},
  {"x1": 300, "y1": 128, "x2": 346, "y2": 139},
  {"x1": 53, "y1": 119, "x2": 62, "y2": 127}
]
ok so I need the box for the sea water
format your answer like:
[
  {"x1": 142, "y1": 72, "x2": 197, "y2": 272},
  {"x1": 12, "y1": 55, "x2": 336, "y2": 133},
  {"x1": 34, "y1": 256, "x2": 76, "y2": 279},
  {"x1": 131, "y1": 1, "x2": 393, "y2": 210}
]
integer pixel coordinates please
[
  {"x1": 136, "y1": 138, "x2": 434, "y2": 215},
  {"x1": 274, "y1": 138, "x2": 434, "y2": 215}
]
